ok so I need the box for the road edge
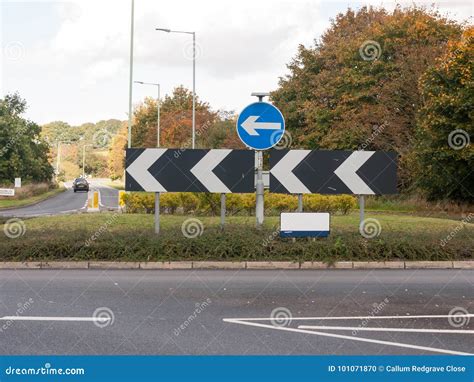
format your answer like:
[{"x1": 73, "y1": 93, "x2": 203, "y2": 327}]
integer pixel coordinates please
[{"x1": 0, "y1": 260, "x2": 472, "y2": 270}]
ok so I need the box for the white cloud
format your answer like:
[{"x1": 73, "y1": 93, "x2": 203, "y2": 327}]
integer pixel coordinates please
[{"x1": 1, "y1": 0, "x2": 472, "y2": 125}]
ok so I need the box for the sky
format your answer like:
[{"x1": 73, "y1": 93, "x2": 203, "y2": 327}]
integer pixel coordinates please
[{"x1": 0, "y1": 0, "x2": 472, "y2": 126}]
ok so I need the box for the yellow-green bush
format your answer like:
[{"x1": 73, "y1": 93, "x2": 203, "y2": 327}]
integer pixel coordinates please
[{"x1": 122, "y1": 192, "x2": 357, "y2": 215}]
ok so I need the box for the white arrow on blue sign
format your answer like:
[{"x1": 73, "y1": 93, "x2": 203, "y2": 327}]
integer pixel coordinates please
[{"x1": 236, "y1": 102, "x2": 285, "y2": 150}]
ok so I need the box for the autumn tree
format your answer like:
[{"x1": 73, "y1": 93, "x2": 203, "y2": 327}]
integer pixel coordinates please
[
  {"x1": 271, "y1": 6, "x2": 462, "y2": 190},
  {"x1": 132, "y1": 86, "x2": 219, "y2": 148},
  {"x1": 413, "y1": 28, "x2": 473, "y2": 202},
  {"x1": 108, "y1": 123, "x2": 128, "y2": 180}
]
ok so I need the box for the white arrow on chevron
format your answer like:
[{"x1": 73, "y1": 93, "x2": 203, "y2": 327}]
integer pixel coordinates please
[
  {"x1": 241, "y1": 116, "x2": 281, "y2": 136},
  {"x1": 126, "y1": 149, "x2": 167, "y2": 192},
  {"x1": 190, "y1": 150, "x2": 232, "y2": 193},
  {"x1": 270, "y1": 150, "x2": 311, "y2": 193},
  {"x1": 334, "y1": 151, "x2": 375, "y2": 195}
]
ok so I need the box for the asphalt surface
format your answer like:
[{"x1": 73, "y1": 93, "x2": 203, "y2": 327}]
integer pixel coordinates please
[
  {"x1": 0, "y1": 180, "x2": 119, "y2": 217},
  {"x1": 0, "y1": 269, "x2": 472, "y2": 355}
]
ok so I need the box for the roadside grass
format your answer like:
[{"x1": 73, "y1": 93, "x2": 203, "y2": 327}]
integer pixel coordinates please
[
  {"x1": 1, "y1": 212, "x2": 472, "y2": 262},
  {"x1": 0, "y1": 185, "x2": 65, "y2": 209}
]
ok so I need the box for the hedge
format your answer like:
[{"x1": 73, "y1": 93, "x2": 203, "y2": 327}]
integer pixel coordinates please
[{"x1": 121, "y1": 192, "x2": 357, "y2": 215}]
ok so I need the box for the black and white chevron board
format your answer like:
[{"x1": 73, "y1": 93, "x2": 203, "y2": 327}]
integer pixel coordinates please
[
  {"x1": 270, "y1": 149, "x2": 397, "y2": 195},
  {"x1": 126, "y1": 148, "x2": 255, "y2": 193}
]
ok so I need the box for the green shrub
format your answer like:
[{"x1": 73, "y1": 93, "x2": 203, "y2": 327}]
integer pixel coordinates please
[{"x1": 123, "y1": 192, "x2": 357, "y2": 215}]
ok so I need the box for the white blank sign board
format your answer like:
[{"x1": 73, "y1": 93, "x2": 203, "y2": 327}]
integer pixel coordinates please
[{"x1": 280, "y1": 212, "x2": 330, "y2": 238}]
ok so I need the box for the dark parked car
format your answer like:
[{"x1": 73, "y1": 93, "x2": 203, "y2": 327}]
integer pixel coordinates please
[{"x1": 73, "y1": 177, "x2": 89, "y2": 192}]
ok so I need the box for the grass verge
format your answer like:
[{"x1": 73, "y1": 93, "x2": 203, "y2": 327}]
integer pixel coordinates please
[{"x1": 0, "y1": 213, "x2": 472, "y2": 262}]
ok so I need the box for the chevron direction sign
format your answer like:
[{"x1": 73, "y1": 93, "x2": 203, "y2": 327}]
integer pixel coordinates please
[
  {"x1": 270, "y1": 150, "x2": 397, "y2": 195},
  {"x1": 126, "y1": 149, "x2": 255, "y2": 193}
]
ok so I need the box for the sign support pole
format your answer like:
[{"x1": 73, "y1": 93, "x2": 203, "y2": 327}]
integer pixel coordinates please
[
  {"x1": 359, "y1": 195, "x2": 365, "y2": 229},
  {"x1": 256, "y1": 150, "x2": 264, "y2": 229},
  {"x1": 155, "y1": 192, "x2": 160, "y2": 234},
  {"x1": 220, "y1": 193, "x2": 226, "y2": 230},
  {"x1": 297, "y1": 194, "x2": 303, "y2": 212}
]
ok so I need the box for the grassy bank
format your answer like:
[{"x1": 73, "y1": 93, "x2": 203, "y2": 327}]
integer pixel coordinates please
[
  {"x1": 1, "y1": 213, "x2": 472, "y2": 262},
  {"x1": 0, "y1": 184, "x2": 65, "y2": 209}
]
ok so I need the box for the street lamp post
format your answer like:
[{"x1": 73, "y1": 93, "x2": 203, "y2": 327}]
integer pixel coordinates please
[
  {"x1": 127, "y1": 0, "x2": 135, "y2": 149},
  {"x1": 155, "y1": 27, "x2": 196, "y2": 149},
  {"x1": 134, "y1": 81, "x2": 161, "y2": 147},
  {"x1": 82, "y1": 144, "x2": 93, "y2": 178}
]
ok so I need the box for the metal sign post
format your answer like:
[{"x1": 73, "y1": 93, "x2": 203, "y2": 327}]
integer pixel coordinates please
[
  {"x1": 236, "y1": 93, "x2": 285, "y2": 229},
  {"x1": 297, "y1": 194, "x2": 303, "y2": 212},
  {"x1": 220, "y1": 193, "x2": 226, "y2": 230},
  {"x1": 256, "y1": 151, "x2": 264, "y2": 228},
  {"x1": 359, "y1": 195, "x2": 365, "y2": 229}
]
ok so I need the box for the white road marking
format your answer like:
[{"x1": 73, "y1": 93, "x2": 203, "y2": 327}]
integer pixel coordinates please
[
  {"x1": 1, "y1": 316, "x2": 109, "y2": 322},
  {"x1": 223, "y1": 319, "x2": 473, "y2": 356},
  {"x1": 297, "y1": 325, "x2": 474, "y2": 334},
  {"x1": 225, "y1": 313, "x2": 474, "y2": 321}
]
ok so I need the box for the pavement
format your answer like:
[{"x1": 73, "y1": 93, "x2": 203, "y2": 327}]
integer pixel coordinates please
[
  {"x1": 0, "y1": 179, "x2": 119, "y2": 217},
  {"x1": 0, "y1": 269, "x2": 472, "y2": 355}
]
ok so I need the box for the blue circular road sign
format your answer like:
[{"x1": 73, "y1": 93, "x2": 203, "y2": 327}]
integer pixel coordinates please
[{"x1": 236, "y1": 102, "x2": 285, "y2": 150}]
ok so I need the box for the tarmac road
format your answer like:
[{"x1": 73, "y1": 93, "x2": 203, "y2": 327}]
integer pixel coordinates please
[
  {"x1": 0, "y1": 180, "x2": 119, "y2": 217},
  {"x1": 0, "y1": 269, "x2": 472, "y2": 355}
]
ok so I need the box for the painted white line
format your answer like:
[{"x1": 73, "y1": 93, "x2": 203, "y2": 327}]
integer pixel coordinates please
[
  {"x1": 1, "y1": 316, "x2": 109, "y2": 322},
  {"x1": 225, "y1": 313, "x2": 474, "y2": 321},
  {"x1": 223, "y1": 319, "x2": 473, "y2": 356},
  {"x1": 297, "y1": 325, "x2": 474, "y2": 334}
]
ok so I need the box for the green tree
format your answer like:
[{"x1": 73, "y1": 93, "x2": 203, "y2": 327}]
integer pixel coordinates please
[
  {"x1": 271, "y1": 6, "x2": 462, "y2": 190},
  {"x1": 414, "y1": 28, "x2": 473, "y2": 202},
  {"x1": 0, "y1": 93, "x2": 54, "y2": 183}
]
